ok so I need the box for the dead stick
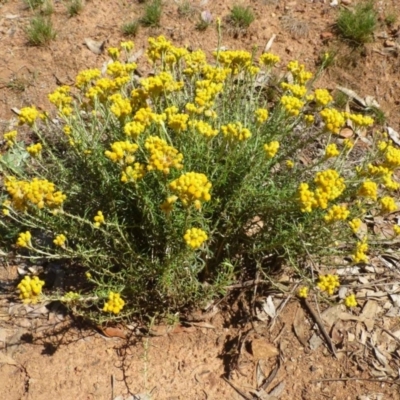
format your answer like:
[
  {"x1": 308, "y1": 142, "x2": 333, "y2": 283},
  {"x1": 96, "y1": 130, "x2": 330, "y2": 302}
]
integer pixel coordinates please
[
  {"x1": 260, "y1": 358, "x2": 280, "y2": 391},
  {"x1": 222, "y1": 377, "x2": 252, "y2": 400},
  {"x1": 376, "y1": 325, "x2": 400, "y2": 345},
  {"x1": 313, "y1": 377, "x2": 400, "y2": 386},
  {"x1": 302, "y1": 298, "x2": 337, "y2": 358}
]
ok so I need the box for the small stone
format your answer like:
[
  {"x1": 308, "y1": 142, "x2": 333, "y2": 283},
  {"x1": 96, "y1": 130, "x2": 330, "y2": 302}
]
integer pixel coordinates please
[
  {"x1": 285, "y1": 46, "x2": 293, "y2": 54},
  {"x1": 384, "y1": 40, "x2": 397, "y2": 48},
  {"x1": 321, "y1": 32, "x2": 334, "y2": 40},
  {"x1": 251, "y1": 338, "x2": 279, "y2": 359},
  {"x1": 341, "y1": 0, "x2": 351, "y2": 5}
]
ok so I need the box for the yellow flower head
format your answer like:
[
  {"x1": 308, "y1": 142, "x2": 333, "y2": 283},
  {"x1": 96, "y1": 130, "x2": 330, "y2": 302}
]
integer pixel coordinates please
[
  {"x1": 94, "y1": 211, "x2": 105, "y2": 228},
  {"x1": 18, "y1": 106, "x2": 40, "y2": 126},
  {"x1": 344, "y1": 294, "x2": 357, "y2": 308},
  {"x1": 323, "y1": 204, "x2": 349, "y2": 223},
  {"x1": 254, "y1": 108, "x2": 269, "y2": 124},
  {"x1": 53, "y1": 234, "x2": 67, "y2": 247},
  {"x1": 348, "y1": 218, "x2": 362, "y2": 234},
  {"x1": 169, "y1": 172, "x2": 212, "y2": 207},
  {"x1": 27, "y1": 143, "x2": 43, "y2": 157},
  {"x1": 264, "y1": 141, "x2": 280, "y2": 159},
  {"x1": 103, "y1": 292, "x2": 125, "y2": 314},
  {"x1": 298, "y1": 287, "x2": 309, "y2": 298},
  {"x1": 17, "y1": 276, "x2": 45, "y2": 304},
  {"x1": 325, "y1": 143, "x2": 340, "y2": 158},
  {"x1": 183, "y1": 228, "x2": 208, "y2": 249},
  {"x1": 317, "y1": 274, "x2": 340, "y2": 296}
]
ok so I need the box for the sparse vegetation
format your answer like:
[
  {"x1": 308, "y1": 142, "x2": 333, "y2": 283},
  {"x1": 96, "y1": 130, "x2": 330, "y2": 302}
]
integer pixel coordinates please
[
  {"x1": 140, "y1": 0, "x2": 162, "y2": 27},
  {"x1": 122, "y1": 20, "x2": 140, "y2": 36},
  {"x1": 336, "y1": 1, "x2": 377, "y2": 45},
  {"x1": 177, "y1": 0, "x2": 194, "y2": 17},
  {"x1": 66, "y1": 0, "x2": 84, "y2": 17},
  {"x1": 24, "y1": 0, "x2": 44, "y2": 10},
  {"x1": 41, "y1": 0, "x2": 54, "y2": 16},
  {"x1": 281, "y1": 15, "x2": 310, "y2": 38},
  {"x1": 196, "y1": 10, "x2": 213, "y2": 31},
  {"x1": 229, "y1": 4, "x2": 255, "y2": 29},
  {"x1": 25, "y1": 15, "x2": 56, "y2": 46},
  {"x1": 384, "y1": 12, "x2": 397, "y2": 27},
  {"x1": 333, "y1": 91, "x2": 349, "y2": 109}
]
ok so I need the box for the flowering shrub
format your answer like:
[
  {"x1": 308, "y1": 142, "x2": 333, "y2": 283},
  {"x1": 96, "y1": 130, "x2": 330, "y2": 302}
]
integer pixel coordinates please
[{"x1": 0, "y1": 34, "x2": 397, "y2": 321}]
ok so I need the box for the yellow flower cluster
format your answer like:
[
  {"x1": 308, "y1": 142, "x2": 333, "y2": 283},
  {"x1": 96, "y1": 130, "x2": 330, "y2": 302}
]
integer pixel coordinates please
[
  {"x1": 202, "y1": 64, "x2": 231, "y2": 83},
  {"x1": 382, "y1": 143, "x2": 400, "y2": 169},
  {"x1": 4, "y1": 130, "x2": 17, "y2": 147},
  {"x1": 314, "y1": 170, "x2": 346, "y2": 208},
  {"x1": 259, "y1": 52, "x2": 280, "y2": 67},
  {"x1": 124, "y1": 121, "x2": 146, "y2": 138},
  {"x1": 325, "y1": 143, "x2": 340, "y2": 158},
  {"x1": 357, "y1": 180, "x2": 377, "y2": 200},
  {"x1": 304, "y1": 114, "x2": 314, "y2": 125},
  {"x1": 394, "y1": 225, "x2": 400, "y2": 236},
  {"x1": 109, "y1": 93, "x2": 132, "y2": 119},
  {"x1": 286, "y1": 60, "x2": 313, "y2": 84},
  {"x1": 183, "y1": 49, "x2": 207, "y2": 76},
  {"x1": 189, "y1": 120, "x2": 218, "y2": 138},
  {"x1": 216, "y1": 50, "x2": 252, "y2": 75},
  {"x1": 17, "y1": 276, "x2": 45, "y2": 304},
  {"x1": 106, "y1": 61, "x2": 136, "y2": 80},
  {"x1": 107, "y1": 47, "x2": 120, "y2": 60},
  {"x1": 314, "y1": 89, "x2": 333, "y2": 107},
  {"x1": 317, "y1": 274, "x2": 340, "y2": 296},
  {"x1": 346, "y1": 113, "x2": 374, "y2": 127},
  {"x1": 103, "y1": 292, "x2": 125, "y2": 314},
  {"x1": 94, "y1": 211, "x2": 105, "y2": 228},
  {"x1": 352, "y1": 239, "x2": 368, "y2": 263},
  {"x1": 280, "y1": 95, "x2": 304, "y2": 116},
  {"x1": 85, "y1": 77, "x2": 114, "y2": 102},
  {"x1": 286, "y1": 160, "x2": 294, "y2": 169},
  {"x1": 344, "y1": 294, "x2": 357, "y2": 308},
  {"x1": 254, "y1": 108, "x2": 268, "y2": 124},
  {"x1": 75, "y1": 68, "x2": 101, "y2": 89},
  {"x1": 145, "y1": 136, "x2": 184, "y2": 175},
  {"x1": 343, "y1": 139, "x2": 354, "y2": 149},
  {"x1": 146, "y1": 35, "x2": 172, "y2": 62},
  {"x1": 221, "y1": 122, "x2": 251, "y2": 142},
  {"x1": 18, "y1": 106, "x2": 40, "y2": 126},
  {"x1": 367, "y1": 163, "x2": 399, "y2": 191},
  {"x1": 53, "y1": 234, "x2": 67, "y2": 247},
  {"x1": 48, "y1": 86, "x2": 73, "y2": 116},
  {"x1": 349, "y1": 218, "x2": 362, "y2": 233},
  {"x1": 133, "y1": 107, "x2": 165, "y2": 127},
  {"x1": 141, "y1": 72, "x2": 184, "y2": 98},
  {"x1": 105, "y1": 141, "x2": 138, "y2": 165},
  {"x1": 167, "y1": 111, "x2": 189, "y2": 133},
  {"x1": 120, "y1": 40, "x2": 134, "y2": 51},
  {"x1": 5, "y1": 177, "x2": 66, "y2": 211},
  {"x1": 324, "y1": 204, "x2": 349, "y2": 223},
  {"x1": 280, "y1": 83, "x2": 307, "y2": 98},
  {"x1": 121, "y1": 163, "x2": 146, "y2": 183},
  {"x1": 16, "y1": 231, "x2": 32, "y2": 248},
  {"x1": 169, "y1": 172, "x2": 212, "y2": 208},
  {"x1": 192, "y1": 79, "x2": 224, "y2": 111},
  {"x1": 297, "y1": 286, "x2": 309, "y2": 298},
  {"x1": 183, "y1": 228, "x2": 208, "y2": 249},
  {"x1": 380, "y1": 196, "x2": 397, "y2": 213},
  {"x1": 160, "y1": 195, "x2": 178, "y2": 214},
  {"x1": 27, "y1": 143, "x2": 43, "y2": 157},
  {"x1": 264, "y1": 141, "x2": 280, "y2": 158},
  {"x1": 298, "y1": 169, "x2": 346, "y2": 212},
  {"x1": 320, "y1": 108, "x2": 345, "y2": 134}
]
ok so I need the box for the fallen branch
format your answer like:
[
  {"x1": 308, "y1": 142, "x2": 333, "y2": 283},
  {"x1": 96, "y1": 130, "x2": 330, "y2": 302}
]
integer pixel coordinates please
[{"x1": 302, "y1": 298, "x2": 337, "y2": 358}]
